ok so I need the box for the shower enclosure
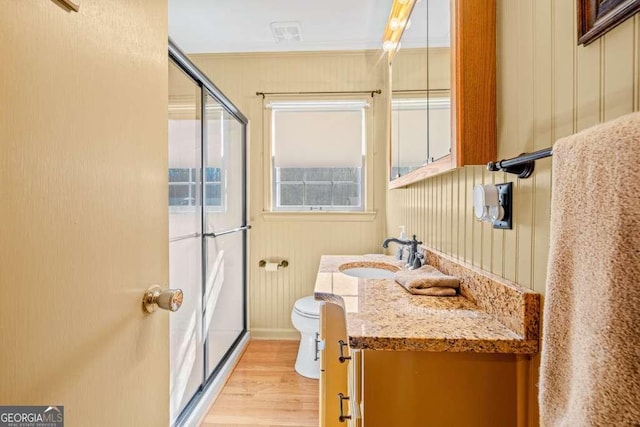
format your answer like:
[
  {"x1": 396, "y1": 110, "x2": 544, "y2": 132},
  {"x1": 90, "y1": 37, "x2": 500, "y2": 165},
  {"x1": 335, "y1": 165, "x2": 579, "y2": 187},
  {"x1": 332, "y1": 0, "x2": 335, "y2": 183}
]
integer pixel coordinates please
[{"x1": 167, "y1": 40, "x2": 249, "y2": 426}]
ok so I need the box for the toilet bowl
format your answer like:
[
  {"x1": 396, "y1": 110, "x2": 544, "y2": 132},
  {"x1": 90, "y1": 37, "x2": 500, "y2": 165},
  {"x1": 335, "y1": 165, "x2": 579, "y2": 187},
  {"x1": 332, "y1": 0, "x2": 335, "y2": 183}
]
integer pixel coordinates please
[{"x1": 291, "y1": 296, "x2": 322, "y2": 379}]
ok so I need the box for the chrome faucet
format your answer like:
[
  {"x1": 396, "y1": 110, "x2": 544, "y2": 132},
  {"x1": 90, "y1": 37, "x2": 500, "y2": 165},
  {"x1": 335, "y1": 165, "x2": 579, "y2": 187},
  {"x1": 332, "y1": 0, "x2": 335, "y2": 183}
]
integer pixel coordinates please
[{"x1": 382, "y1": 235, "x2": 423, "y2": 269}]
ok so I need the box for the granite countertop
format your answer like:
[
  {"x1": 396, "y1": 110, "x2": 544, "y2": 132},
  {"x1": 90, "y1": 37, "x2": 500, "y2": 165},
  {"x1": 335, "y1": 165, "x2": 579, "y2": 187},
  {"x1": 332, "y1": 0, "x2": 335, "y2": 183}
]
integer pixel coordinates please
[{"x1": 314, "y1": 253, "x2": 540, "y2": 354}]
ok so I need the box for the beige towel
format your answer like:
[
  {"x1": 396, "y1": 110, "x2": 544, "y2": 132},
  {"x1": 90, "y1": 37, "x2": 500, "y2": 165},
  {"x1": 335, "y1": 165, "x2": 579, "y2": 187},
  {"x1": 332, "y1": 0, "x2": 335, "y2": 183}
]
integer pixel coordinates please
[
  {"x1": 394, "y1": 265, "x2": 460, "y2": 296},
  {"x1": 410, "y1": 287, "x2": 457, "y2": 296},
  {"x1": 539, "y1": 112, "x2": 640, "y2": 426}
]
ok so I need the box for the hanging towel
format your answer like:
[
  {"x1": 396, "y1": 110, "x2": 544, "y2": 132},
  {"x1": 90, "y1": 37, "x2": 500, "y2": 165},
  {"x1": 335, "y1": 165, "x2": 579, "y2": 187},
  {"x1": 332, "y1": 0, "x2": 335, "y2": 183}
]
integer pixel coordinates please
[
  {"x1": 394, "y1": 265, "x2": 460, "y2": 296},
  {"x1": 539, "y1": 112, "x2": 640, "y2": 426}
]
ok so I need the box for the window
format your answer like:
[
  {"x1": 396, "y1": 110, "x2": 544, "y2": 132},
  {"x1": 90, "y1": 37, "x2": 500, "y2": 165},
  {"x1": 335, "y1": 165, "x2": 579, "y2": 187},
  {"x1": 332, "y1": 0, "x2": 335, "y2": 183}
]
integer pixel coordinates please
[
  {"x1": 269, "y1": 100, "x2": 368, "y2": 211},
  {"x1": 168, "y1": 102, "x2": 227, "y2": 213},
  {"x1": 168, "y1": 167, "x2": 222, "y2": 209},
  {"x1": 168, "y1": 167, "x2": 198, "y2": 207}
]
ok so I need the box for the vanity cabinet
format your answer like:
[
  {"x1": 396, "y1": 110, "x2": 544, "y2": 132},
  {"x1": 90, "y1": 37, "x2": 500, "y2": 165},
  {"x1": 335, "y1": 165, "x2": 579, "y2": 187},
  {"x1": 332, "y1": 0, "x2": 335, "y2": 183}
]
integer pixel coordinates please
[
  {"x1": 321, "y1": 301, "x2": 522, "y2": 427},
  {"x1": 320, "y1": 302, "x2": 362, "y2": 427},
  {"x1": 388, "y1": 0, "x2": 497, "y2": 189},
  {"x1": 320, "y1": 302, "x2": 349, "y2": 427},
  {"x1": 360, "y1": 351, "x2": 519, "y2": 427}
]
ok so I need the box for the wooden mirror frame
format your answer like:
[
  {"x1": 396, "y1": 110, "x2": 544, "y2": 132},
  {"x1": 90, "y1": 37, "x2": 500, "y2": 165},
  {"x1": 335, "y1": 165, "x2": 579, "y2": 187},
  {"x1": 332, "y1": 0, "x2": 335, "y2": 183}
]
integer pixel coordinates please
[
  {"x1": 389, "y1": 0, "x2": 497, "y2": 189},
  {"x1": 578, "y1": 0, "x2": 640, "y2": 46}
]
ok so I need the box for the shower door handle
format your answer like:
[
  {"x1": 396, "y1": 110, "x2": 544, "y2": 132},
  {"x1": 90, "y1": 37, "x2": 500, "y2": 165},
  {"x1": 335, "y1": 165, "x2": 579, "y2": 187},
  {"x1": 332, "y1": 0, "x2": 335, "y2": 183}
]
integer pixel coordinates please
[
  {"x1": 203, "y1": 224, "x2": 251, "y2": 238},
  {"x1": 142, "y1": 285, "x2": 183, "y2": 314}
]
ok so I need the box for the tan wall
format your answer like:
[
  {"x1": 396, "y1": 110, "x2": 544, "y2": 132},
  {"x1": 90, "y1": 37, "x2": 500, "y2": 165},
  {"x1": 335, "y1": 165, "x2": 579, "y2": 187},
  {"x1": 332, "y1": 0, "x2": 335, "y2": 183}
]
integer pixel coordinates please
[
  {"x1": 187, "y1": 2, "x2": 639, "y2": 419},
  {"x1": 189, "y1": 3, "x2": 640, "y2": 328},
  {"x1": 388, "y1": 1, "x2": 639, "y2": 291},
  {"x1": 386, "y1": 2, "x2": 640, "y2": 425},
  {"x1": 392, "y1": 47, "x2": 450, "y2": 90},
  {"x1": 191, "y1": 51, "x2": 389, "y2": 337}
]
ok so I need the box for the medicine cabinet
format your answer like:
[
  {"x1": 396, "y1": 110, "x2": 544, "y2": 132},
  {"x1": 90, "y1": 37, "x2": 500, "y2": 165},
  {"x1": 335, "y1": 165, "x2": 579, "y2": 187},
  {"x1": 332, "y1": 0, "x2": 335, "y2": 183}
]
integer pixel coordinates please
[{"x1": 388, "y1": 0, "x2": 496, "y2": 189}]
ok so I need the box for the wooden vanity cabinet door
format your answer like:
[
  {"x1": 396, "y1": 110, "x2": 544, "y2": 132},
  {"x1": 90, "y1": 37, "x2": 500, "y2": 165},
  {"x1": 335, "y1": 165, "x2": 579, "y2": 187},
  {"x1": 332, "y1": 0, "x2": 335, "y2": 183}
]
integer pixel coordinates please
[
  {"x1": 361, "y1": 351, "x2": 519, "y2": 427},
  {"x1": 347, "y1": 350, "x2": 362, "y2": 427},
  {"x1": 320, "y1": 302, "x2": 349, "y2": 427}
]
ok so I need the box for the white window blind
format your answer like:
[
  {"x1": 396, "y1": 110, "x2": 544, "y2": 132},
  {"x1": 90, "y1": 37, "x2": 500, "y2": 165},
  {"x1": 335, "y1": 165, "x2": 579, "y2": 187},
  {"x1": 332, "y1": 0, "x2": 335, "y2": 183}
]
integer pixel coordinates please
[
  {"x1": 391, "y1": 98, "x2": 451, "y2": 167},
  {"x1": 392, "y1": 108, "x2": 429, "y2": 167},
  {"x1": 270, "y1": 101, "x2": 367, "y2": 168}
]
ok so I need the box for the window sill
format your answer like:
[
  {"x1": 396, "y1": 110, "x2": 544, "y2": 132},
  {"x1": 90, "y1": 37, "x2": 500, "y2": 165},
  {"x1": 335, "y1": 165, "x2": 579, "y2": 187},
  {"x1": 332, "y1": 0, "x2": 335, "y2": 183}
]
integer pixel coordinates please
[{"x1": 261, "y1": 211, "x2": 377, "y2": 222}]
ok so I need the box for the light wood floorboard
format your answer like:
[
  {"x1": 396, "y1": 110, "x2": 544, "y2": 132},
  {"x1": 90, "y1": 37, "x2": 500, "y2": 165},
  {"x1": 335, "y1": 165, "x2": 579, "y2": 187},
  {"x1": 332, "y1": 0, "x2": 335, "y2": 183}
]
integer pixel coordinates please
[{"x1": 200, "y1": 340, "x2": 319, "y2": 427}]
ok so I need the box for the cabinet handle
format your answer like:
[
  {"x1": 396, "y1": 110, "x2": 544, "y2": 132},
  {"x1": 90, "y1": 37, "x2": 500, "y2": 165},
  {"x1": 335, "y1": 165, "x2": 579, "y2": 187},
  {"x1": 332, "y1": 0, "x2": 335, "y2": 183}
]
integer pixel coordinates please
[
  {"x1": 338, "y1": 340, "x2": 351, "y2": 363},
  {"x1": 314, "y1": 332, "x2": 320, "y2": 361},
  {"x1": 337, "y1": 393, "x2": 351, "y2": 423}
]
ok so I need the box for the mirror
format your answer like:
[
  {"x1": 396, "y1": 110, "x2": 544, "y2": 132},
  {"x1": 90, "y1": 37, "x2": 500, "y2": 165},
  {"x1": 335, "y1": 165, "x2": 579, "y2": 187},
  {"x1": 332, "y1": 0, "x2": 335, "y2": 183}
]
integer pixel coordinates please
[{"x1": 390, "y1": 0, "x2": 451, "y2": 181}]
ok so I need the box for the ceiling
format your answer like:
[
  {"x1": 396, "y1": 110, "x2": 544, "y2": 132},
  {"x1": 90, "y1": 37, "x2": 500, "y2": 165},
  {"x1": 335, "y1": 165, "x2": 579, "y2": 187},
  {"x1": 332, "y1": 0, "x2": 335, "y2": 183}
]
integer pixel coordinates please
[{"x1": 168, "y1": 0, "x2": 450, "y2": 54}]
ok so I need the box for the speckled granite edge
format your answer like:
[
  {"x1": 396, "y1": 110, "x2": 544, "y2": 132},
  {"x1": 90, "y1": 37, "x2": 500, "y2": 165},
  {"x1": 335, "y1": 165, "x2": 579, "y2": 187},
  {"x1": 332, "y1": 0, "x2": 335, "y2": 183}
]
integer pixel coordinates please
[
  {"x1": 349, "y1": 336, "x2": 539, "y2": 354},
  {"x1": 421, "y1": 246, "x2": 540, "y2": 342},
  {"x1": 315, "y1": 292, "x2": 345, "y2": 311}
]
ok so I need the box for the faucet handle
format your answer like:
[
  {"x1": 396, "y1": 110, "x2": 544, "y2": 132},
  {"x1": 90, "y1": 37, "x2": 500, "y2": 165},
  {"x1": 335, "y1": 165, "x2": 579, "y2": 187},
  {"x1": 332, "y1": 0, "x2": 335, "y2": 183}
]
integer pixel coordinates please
[{"x1": 412, "y1": 252, "x2": 424, "y2": 269}]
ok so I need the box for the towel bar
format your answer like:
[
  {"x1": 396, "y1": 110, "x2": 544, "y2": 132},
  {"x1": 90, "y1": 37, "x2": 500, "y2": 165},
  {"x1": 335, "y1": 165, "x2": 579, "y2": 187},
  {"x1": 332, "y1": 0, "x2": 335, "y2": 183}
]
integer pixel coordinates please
[{"x1": 487, "y1": 147, "x2": 553, "y2": 178}]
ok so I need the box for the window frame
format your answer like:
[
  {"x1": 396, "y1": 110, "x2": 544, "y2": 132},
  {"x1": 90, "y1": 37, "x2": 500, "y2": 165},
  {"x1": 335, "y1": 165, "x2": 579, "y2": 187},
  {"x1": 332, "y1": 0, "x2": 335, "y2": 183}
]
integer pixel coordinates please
[{"x1": 262, "y1": 94, "x2": 375, "y2": 214}]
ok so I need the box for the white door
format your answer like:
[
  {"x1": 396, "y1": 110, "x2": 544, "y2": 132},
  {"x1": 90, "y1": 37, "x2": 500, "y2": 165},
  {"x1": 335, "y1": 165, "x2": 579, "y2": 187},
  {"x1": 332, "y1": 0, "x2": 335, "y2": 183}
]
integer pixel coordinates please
[{"x1": 0, "y1": 1, "x2": 170, "y2": 426}]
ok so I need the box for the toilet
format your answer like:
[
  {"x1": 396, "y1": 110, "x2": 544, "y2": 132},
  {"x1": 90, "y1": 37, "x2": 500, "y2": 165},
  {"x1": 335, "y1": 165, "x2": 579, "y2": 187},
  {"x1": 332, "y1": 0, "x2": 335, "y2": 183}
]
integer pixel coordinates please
[{"x1": 291, "y1": 296, "x2": 322, "y2": 379}]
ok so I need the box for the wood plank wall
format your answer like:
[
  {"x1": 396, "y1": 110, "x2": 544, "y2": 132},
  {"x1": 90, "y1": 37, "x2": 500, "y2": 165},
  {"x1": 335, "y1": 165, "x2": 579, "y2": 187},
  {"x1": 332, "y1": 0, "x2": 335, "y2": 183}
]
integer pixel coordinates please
[
  {"x1": 191, "y1": 51, "x2": 389, "y2": 338},
  {"x1": 386, "y1": 2, "x2": 639, "y2": 425},
  {"x1": 188, "y1": 2, "x2": 638, "y2": 424},
  {"x1": 189, "y1": 2, "x2": 639, "y2": 337},
  {"x1": 388, "y1": 2, "x2": 639, "y2": 294}
]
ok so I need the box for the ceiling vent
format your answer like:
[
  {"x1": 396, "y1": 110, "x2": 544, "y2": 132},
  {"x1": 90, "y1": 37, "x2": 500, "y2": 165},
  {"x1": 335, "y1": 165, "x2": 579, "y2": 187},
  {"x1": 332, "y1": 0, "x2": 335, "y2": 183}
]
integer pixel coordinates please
[{"x1": 270, "y1": 21, "x2": 302, "y2": 43}]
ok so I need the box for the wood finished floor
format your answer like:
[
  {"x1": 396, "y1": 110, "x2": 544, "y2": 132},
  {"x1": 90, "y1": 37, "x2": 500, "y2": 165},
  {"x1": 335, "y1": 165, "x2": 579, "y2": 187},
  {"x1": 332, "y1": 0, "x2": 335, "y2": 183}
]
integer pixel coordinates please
[{"x1": 200, "y1": 340, "x2": 319, "y2": 427}]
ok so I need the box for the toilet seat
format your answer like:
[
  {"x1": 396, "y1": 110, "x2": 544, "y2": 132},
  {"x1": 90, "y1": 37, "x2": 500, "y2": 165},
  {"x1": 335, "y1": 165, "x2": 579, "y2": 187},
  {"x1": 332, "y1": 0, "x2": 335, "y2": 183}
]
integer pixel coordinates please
[{"x1": 293, "y1": 296, "x2": 321, "y2": 319}]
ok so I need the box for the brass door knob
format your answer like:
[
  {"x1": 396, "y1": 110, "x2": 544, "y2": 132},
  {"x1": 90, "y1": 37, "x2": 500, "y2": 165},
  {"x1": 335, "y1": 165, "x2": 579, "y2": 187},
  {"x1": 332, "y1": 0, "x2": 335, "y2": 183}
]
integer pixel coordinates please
[{"x1": 142, "y1": 285, "x2": 183, "y2": 314}]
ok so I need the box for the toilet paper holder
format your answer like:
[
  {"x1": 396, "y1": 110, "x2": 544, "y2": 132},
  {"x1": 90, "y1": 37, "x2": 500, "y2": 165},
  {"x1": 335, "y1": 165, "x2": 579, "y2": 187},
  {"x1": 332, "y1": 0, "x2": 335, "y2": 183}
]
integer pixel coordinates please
[{"x1": 259, "y1": 259, "x2": 289, "y2": 269}]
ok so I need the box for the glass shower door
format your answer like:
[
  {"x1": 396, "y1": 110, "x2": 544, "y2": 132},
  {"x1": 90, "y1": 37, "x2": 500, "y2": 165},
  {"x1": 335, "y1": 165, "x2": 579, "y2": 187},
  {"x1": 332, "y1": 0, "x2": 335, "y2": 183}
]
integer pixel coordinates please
[
  {"x1": 168, "y1": 42, "x2": 249, "y2": 426},
  {"x1": 168, "y1": 61, "x2": 204, "y2": 424},
  {"x1": 203, "y1": 93, "x2": 247, "y2": 377}
]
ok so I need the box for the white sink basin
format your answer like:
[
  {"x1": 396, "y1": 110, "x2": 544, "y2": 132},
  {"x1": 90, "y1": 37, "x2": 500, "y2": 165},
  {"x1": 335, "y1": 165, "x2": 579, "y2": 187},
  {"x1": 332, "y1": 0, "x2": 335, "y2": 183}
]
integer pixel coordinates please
[{"x1": 338, "y1": 262, "x2": 399, "y2": 279}]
